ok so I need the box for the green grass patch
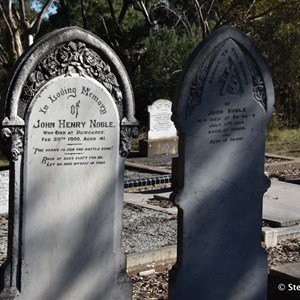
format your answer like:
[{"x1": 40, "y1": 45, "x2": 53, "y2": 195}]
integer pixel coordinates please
[
  {"x1": 266, "y1": 128, "x2": 300, "y2": 157},
  {"x1": 0, "y1": 150, "x2": 9, "y2": 167}
]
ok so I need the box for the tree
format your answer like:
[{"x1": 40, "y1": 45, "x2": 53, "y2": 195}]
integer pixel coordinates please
[
  {"x1": 0, "y1": 0, "x2": 56, "y2": 66},
  {"x1": 1, "y1": 0, "x2": 299, "y2": 127}
]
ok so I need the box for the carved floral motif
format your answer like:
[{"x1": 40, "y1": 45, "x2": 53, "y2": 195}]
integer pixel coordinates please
[
  {"x1": 21, "y1": 41, "x2": 123, "y2": 104},
  {"x1": 120, "y1": 125, "x2": 139, "y2": 157},
  {"x1": 1, "y1": 126, "x2": 24, "y2": 161},
  {"x1": 185, "y1": 59, "x2": 210, "y2": 118},
  {"x1": 247, "y1": 57, "x2": 267, "y2": 110}
]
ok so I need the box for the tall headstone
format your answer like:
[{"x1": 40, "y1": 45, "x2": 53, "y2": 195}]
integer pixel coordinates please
[
  {"x1": 139, "y1": 99, "x2": 178, "y2": 156},
  {"x1": 0, "y1": 27, "x2": 138, "y2": 300},
  {"x1": 169, "y1": 26, "x2": 274, "y2": 300}
]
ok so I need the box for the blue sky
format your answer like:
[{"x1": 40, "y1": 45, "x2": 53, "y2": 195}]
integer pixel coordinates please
[{"x1": 31, "y1": 0, "x2": 57, "y2": 18}]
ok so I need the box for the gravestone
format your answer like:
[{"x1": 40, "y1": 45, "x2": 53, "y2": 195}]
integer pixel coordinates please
[
  {"x1": 0, "y1": 169, "x2": 9, "y2": 214},
  {"x1": 169, "y1": 26, "x2": 274, "y2": 300},
  {"x1": 139, "y1": 99, "x2": 178, "y2": 156},
  {"x1": 0, "y1": 27, "x2": 138, "y2": 300}
]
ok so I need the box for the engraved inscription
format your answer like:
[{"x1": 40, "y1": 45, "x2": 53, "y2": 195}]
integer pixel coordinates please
[
  {"x1": 197, "y1": 103, "x2": 255, "y2": 144},
  {"x1": 28, "y1": 76, "x2": 118, "y2": 168},
  {"x1": 148, "y1": 100, "x2": 177, "y2": 139}
]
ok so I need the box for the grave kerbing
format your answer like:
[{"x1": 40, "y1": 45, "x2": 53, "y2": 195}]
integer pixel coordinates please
[
  {"x1": 169, "y1": 26, "x2": 274, "y2": 300},
  {"x1": 0, "y1": 27, "x2": 138, "y2": 300}
]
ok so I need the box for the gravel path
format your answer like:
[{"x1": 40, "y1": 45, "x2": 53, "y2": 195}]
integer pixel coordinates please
[
  {"x1": 1, "y1": 154, "x2": 300, "y2": 299},
  {"x1": 122, "y1": 202, "x2": 177, "y2": 254}
]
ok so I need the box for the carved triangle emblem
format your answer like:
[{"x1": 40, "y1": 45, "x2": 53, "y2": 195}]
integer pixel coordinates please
[{"x1": 219, "y1": 56, "x2": 243, "y2": 96}]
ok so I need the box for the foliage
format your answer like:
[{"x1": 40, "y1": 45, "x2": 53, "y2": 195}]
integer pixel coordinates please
[
  {"x1": 255, "y1": 1, "x2": 300, "y2": 128},
  {"x1": 133, "y1": 26, "x2": 201, "y2": 123},
  {"x1": 266, "y1": 128, "x2": 300, "y2": 157},
  {"x1": 0, "y1": 0, "x2": 300, "y2": 128}
]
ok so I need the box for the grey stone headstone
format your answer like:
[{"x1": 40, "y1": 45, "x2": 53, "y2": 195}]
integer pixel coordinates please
[
  {"x1": 169, "y1": 26, "x2": 274, "y2": 300},
  {"x1": 0, "y1": 27, "x2": 138, "y2": 300}
]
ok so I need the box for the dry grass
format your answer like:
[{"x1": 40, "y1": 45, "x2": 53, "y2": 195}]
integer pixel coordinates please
[
  {"x1": 266, "y1": 128, "x2": 300, "y2": 157},
  {"x1": 0, "y1": 151, "x2": 8, "y2": 167},
  {"x1": 0, "y1": 129, "x2": 299, "y2": 166}
]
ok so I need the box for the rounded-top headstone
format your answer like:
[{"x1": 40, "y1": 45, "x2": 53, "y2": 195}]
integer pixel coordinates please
[{"x1": 0, "y1": 27, "x2": 137, "y2": 300}]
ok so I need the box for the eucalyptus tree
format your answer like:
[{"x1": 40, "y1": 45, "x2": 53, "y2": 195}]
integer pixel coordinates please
[{"x1": 0, "y1": 0, "x2": 56, "y2": 65}]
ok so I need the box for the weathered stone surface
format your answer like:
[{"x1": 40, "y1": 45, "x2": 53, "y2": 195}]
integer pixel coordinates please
[
  {"x1": 169, "y1": 26, "x2": 274, "y2": 300},
  {"x1": 263, "y1": 179, "x2": 300, "y2": 227},
  {"x1": 139, "y1": 137, "x2": 178, "y2": 157},
  {"x1": 148, "y1": 99, "x2": 177, "y2": 140},
  {"x1": 0, "y1": 27, "x2": 138, "y2": 300},
  {"x1": 270, "y1": 263, "x2": 300, "y2": 285},
  {"x1": 0, "y1": 170, "x2": 8, "y2": 214},
  {"x1": 140, "y1": 99, "x2": 178, "y2": 156}
]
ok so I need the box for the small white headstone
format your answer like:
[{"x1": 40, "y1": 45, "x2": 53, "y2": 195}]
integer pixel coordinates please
[{"x1": 148, "y1": 99, "x2": 176, "y2": 139}]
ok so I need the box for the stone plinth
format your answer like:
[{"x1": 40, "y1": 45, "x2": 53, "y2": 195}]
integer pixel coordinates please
[
  {"x1": 139, "y1": 137, "x2": 178, "y2": 156},
  {"x1": 140, "y1": 99, "x2": 178, "y2": 157}
]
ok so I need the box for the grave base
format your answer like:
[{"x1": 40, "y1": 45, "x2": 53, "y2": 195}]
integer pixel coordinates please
[{"x1": 139, "y1": 137, "x2": 178, "y2": 157}]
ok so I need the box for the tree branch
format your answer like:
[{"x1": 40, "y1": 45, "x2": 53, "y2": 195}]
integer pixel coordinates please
[
  {"x1": 134, "y1": 0, "x2": 153, "y2": 25},
  {"x1": 30, "y1": 0, "x2": 55, "y2": 38},
  {"x1": 0, "y1": 3, "x2": 18, "y2": 60},
  {"x1": 0, "y1": 44, "x2": 8, "y2": 65},
  {"x1": 160, "y1": 3, "x2": 191, "y2": 34},
  {"x1": 205, "y1": 0, "x2": 215, "y2": 19},
  {"x1": 107, "y1": 0, "x2": 118, "y2": 26},
  {"x1": 60, "y1": 0, "x2": 71, "y2": 26},
  {"x1": 12, "y1": 3, "x2": 21, "y2": 22},
  {"x1": 98, "y1": 14, "x2": 114, "y2": 47},
  {"x1": 118, "y1": 0, "x2": 131, "y2": 25},
  {"x1": 247, "y1": 3, "x2": 286, "y2": 20},
  {"x1": 106, "y1": 0, "x2": 123, "y2": 35},
  {"x1": 193, "y1": 0, "x2": 210, "y2": 37},
  {"x1": 80, "y1": 0, "x2": 87, "y2": 29},
  {"x1": 18, "y1": 0, "x2": 26, "y2": 21}
]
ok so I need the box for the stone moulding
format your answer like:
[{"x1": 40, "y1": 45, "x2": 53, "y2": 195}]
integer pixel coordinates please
[
  {"x1": 1, "y1": 26, "x2": 138, "y2": 160},
  {"x1": 174, "y1": 27, "x2": 272, "y2": 125},
  {"x1": 20, "y1": 40, "x2": 123, "y2": 106}
]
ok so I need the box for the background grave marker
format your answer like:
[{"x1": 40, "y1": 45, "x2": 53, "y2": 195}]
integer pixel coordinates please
[{"x1": 140, "y1": 99, "x2": 178, "y2": 156}]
